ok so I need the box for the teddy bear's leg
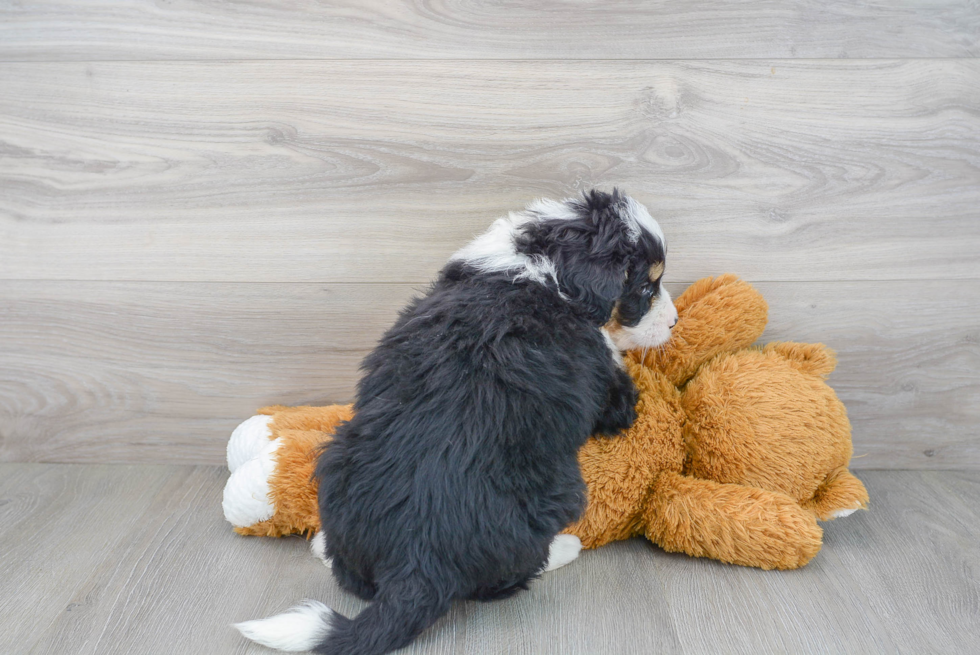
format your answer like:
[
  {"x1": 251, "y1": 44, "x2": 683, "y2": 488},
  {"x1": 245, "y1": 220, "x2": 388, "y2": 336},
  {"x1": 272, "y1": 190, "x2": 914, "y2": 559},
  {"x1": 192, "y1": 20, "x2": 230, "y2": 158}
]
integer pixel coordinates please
[
  {"x1": 224, "y1": 426, "x2": 336, "y2": 538},
  {"x1": 803, "y1": 468, "x2": 870, "y2": 521},
  {"x1": 643, "y1": 472, "x2": 823, "y2": 570},
  {"x1": 228, "y1": 402, "x2": 350, "y2": 471},
  {"x1": 223, "y1": 437, "x2": 281, "y2": 528},
  {"x1": 226, "y1": 404, "x2": 352, "y2": 474},
  {"x1": 256, "y1": 404, "x2": 354, "y2": 433},
  {"x1": 224, "y1": 405, "x2": 354, "y2": 538}
]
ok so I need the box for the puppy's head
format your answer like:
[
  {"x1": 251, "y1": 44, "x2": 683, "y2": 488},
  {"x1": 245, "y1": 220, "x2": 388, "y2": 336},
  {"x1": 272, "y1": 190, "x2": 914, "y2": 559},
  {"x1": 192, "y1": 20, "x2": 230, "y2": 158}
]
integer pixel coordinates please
[
  {"x1": 449, "y1": 188, "x2": 676, "y2": 349},
  {"x1": 600, "y1": 194, "x2": 678, "y2": 351},
  {"x1": 515, "y1": 189, "x2": 677, "y2": 348}
]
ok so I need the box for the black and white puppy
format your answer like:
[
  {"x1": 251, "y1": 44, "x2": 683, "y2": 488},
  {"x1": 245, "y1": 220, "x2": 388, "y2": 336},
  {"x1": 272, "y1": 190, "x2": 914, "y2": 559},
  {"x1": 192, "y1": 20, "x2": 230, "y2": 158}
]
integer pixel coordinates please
[{"x1": 235, "y1": 189, "x2": 677, "y2": 655}]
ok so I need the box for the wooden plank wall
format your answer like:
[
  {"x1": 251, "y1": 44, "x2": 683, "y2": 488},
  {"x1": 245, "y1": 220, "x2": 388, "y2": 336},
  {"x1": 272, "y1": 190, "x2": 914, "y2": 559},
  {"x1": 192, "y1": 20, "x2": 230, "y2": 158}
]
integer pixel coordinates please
[{"x1": 1, "y1": 2, "x2": 978, "y2": 467}]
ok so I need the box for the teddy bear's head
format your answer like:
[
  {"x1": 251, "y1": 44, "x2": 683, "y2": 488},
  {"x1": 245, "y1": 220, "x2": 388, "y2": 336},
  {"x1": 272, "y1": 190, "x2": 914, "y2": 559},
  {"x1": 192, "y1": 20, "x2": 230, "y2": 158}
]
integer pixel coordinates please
[{"x1": 628, "y1": 274, "x2": 769, "y2": 388}]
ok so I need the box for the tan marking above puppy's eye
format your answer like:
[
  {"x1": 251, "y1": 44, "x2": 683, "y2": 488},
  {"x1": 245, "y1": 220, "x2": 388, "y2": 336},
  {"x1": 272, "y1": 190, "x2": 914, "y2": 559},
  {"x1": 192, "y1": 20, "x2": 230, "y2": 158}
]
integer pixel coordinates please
[{"x1": 648, "y1": 261, "x2": 664, "y2": 282}]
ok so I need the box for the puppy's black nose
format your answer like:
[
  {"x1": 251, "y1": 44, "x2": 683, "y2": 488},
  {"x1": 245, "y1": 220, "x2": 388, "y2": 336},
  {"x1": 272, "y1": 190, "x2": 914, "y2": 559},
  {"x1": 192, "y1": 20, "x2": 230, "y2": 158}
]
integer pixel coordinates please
[{"x1": 669, "y1": 317, "x2": 678, "y2": 329}]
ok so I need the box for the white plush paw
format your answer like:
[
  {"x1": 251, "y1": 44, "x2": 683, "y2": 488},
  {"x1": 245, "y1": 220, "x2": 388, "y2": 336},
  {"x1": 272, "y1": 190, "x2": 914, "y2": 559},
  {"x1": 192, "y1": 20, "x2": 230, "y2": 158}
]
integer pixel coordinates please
[
  {"x1": 544, "y1": 534, "x2": 582, "y2": 572},
  {"x1": 227, "y1": 415, "x2": 274, "y2": 472},
  {"x1": 830, "y1": 505, "x2": 862, "y2": 519},
  {"x1": 310, "y1": 531, "x2": 332, "y2": 568},
  {"x1": 223, "y1": 437, "x2": 281, "y2": 528}
]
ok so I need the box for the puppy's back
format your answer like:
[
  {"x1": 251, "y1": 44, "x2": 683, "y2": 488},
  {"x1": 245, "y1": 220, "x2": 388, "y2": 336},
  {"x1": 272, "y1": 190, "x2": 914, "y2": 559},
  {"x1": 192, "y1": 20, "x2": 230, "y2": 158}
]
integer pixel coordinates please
[{"x1": 317, "y1": 267, "x2": 608, "y2": 582}]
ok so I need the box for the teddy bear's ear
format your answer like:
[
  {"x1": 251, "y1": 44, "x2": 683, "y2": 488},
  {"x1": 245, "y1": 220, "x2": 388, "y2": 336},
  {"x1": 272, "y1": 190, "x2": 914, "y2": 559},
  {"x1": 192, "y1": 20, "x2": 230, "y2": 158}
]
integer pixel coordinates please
[{"x1": 762, "y1": 342, "x2": 837, "y2": 379}]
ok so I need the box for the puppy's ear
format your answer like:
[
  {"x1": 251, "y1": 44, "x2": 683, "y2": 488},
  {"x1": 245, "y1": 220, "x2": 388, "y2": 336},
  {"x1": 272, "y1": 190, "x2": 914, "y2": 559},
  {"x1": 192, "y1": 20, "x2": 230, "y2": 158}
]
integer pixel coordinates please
[
  {"x1": 520, "y1": 190, "x2": 633, "y2": 323},
  {"x1": 550, "y1": 216, "x2": 631, "y2": 323}
]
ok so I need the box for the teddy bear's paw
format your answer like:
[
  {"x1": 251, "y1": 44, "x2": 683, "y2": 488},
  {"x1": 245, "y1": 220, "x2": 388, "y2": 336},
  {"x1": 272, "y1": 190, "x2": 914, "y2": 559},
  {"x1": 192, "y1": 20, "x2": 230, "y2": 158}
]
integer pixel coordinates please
[
  {"x1": 310, "y1": 531, "x2": 332, "y2": 568},
  {"x1": 222, "y1": 438, "x2": 281, "y2": 528},
  {"x1": 227, "y1": 415, "x2": 274, "y2": 472},
  {"x1": 830, "y1": 504, "x2": 864, "y2": 519},
  {"x1": 544, "y1": 534, "x2": 582, "y2": 572},
  {"x1": 806, "y1": 470, "x2": 870, "y2": 521}
]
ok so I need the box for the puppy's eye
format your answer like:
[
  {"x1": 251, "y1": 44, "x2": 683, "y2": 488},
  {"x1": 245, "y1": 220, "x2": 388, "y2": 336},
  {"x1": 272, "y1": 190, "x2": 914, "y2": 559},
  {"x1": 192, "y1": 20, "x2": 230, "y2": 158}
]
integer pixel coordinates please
[{"x1": 641, "y1": 278, "x2": 662, "y2": 300}]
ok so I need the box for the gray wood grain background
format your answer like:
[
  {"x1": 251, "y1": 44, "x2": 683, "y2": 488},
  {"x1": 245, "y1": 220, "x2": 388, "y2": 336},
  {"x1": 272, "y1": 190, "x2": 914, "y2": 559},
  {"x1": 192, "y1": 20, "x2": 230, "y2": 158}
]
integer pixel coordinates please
[
  {"x1": 2, "y1": 1, "x2": 978, "y2": 59},
  {"x1": 1, "y1": 2, "x2": 978, "y2": 467}
]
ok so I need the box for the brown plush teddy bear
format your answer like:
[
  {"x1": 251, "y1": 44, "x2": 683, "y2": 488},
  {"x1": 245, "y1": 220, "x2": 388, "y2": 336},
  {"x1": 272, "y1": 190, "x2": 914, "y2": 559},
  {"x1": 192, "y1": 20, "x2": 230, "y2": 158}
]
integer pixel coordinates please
[{"x1": 222, "y1": 275, "x2": 868, "y2": 570}]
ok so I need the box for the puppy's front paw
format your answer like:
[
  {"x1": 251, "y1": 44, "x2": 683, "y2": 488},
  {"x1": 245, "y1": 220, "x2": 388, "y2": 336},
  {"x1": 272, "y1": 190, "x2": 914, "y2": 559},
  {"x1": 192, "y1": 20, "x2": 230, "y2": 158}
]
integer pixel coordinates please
[
  {"x1": 592, "y1": 403, "x2": 637, "y2": 436},
  {"x1": 592, "y1": 371, "x2": 638, "y2": 436}
]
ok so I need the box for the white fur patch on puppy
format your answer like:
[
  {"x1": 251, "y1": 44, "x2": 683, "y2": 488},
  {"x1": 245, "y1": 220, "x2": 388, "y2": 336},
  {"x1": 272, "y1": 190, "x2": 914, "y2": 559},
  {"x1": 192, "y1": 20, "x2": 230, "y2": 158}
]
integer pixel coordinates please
[
  {"x1": 310, "y1": 531, "x2": 332, "y2": 568},
  {"x1": 234, "y1": 600, "x2": 334, "y2": 652},
  {"x1": 448, "y1": 208, "x2": 559, "y2": 286},
  {"x1": 600, "y1": 327, "x2": 625, "y2": 368},
  {"x1": 544, "y1": 534, "x2": 582, "y2": 572},
  {"x1": 222, "y1": 438, "x2": 281, "y2": 528},
  {"x1": 621, "y1": 195, "x2": 665, "y2": 245},
  {"x1": 227, "y1": 414, "x2": 274, "y2": 472},
  {"x1": 608, "y1": 287, "x2": 678, "y2": 351}
]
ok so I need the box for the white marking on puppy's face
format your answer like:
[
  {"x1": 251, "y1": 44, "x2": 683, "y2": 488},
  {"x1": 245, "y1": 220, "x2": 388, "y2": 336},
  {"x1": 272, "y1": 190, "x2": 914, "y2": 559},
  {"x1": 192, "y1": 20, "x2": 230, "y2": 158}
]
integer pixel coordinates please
[{"x1": 606, "y1": 286, "x2": 678, "y2": 351}]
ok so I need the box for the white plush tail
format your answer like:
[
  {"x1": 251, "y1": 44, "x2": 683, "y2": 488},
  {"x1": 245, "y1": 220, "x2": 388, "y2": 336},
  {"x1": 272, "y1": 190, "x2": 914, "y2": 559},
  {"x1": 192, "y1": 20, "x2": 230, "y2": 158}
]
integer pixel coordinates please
[{"x1": 234, "y1": 600, "x2": 334, "y2": 652}]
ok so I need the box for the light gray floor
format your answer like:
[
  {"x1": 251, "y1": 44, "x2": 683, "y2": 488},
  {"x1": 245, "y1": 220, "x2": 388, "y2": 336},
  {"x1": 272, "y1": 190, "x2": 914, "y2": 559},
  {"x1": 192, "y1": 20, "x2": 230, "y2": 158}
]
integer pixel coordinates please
[{"x1": 2, "y1": 466, "x2": 977, "y2": 654}]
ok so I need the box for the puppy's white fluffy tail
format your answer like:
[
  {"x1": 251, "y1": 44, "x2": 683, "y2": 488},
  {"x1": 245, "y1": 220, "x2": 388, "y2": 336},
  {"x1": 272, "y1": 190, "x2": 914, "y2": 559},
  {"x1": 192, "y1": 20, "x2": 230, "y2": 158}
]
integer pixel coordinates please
[
  {"x1": 234, "y1": 600, "x2": 333, "y2": 652},
  {"x1": 235, "y1": 577, "x2": 450, "y2": 655}
]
